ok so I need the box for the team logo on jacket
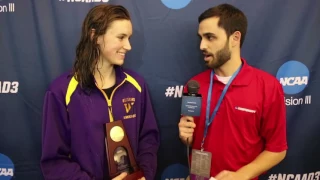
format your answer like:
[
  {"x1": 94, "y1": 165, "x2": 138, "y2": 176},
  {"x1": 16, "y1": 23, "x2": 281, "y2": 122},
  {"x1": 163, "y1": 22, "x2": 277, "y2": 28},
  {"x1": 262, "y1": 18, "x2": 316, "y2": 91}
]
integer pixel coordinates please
[{"x1": 122, "y1": 98, "x2": 136, "y2": 119}]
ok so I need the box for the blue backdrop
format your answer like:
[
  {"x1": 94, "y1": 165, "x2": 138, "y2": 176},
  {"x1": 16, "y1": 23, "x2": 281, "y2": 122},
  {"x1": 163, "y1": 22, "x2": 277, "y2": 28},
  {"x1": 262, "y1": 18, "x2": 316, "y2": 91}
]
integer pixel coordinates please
[{"x1": 0, "y1": 0, "x2": 319, "y2": 179}]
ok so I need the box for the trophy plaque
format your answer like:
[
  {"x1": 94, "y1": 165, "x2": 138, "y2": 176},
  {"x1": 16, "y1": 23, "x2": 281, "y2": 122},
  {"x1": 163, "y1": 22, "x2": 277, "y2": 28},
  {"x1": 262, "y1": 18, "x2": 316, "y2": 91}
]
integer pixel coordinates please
[{"x1": 105, "y1": 120, "x2": 144, "y2": 180}]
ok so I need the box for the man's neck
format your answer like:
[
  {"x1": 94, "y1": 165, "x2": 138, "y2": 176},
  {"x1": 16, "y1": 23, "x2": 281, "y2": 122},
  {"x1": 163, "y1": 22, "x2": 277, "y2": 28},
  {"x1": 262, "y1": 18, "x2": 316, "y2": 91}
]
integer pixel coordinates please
[
  {"x1": 214, "y1": 56, "x2": 242, "y2": 77},
  {"x1": 94, "y1": 57, "x2": 116, "y2": 89}
]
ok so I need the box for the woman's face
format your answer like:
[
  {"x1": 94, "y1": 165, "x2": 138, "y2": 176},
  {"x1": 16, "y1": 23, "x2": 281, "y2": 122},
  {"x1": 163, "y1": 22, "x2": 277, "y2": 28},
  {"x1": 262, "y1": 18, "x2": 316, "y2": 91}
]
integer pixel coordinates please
[{"x1": 97, "y1": 19, "x2": 133, "y2": 66}]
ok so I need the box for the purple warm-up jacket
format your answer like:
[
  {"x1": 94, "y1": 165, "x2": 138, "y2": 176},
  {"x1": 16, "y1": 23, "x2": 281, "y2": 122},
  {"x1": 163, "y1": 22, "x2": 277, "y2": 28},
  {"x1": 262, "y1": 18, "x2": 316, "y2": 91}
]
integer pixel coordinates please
[{"x1": 41, "y1": 66, "x2": 160, "y2": 180}]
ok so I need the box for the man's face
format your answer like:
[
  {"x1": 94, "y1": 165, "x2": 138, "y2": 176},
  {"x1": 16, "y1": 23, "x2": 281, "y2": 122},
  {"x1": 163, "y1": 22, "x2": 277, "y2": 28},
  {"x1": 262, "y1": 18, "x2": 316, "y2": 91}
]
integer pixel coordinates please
[{"x1": 198, "y1": 17, "x2": 231, "y2": 69}]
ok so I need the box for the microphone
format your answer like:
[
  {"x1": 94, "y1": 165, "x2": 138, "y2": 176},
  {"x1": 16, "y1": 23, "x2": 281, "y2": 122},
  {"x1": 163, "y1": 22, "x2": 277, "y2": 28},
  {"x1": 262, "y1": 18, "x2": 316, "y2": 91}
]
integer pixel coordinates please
[
  {"x1": 180, "y1": 80, "x2": 202, "y2": 174},
  {"x1": 181, "y1": 80, "x2": 202, "y2": 117}
]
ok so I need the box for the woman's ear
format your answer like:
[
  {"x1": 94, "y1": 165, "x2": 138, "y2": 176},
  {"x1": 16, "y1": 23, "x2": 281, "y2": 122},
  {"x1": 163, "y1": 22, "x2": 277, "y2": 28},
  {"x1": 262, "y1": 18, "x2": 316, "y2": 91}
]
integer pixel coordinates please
[
  {"x1": 91, "y1": 28, "x2": 95, "y2": 41},
  {"x1": 91, "y1": 28, "x2": 102, "y2": 45}
]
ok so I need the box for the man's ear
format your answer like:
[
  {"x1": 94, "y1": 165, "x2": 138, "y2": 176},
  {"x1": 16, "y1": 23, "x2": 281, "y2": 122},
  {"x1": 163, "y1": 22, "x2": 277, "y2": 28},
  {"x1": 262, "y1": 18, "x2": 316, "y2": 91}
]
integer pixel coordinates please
[{"x1": 231, "y1": 31, "x2": 241, "y2": 47}]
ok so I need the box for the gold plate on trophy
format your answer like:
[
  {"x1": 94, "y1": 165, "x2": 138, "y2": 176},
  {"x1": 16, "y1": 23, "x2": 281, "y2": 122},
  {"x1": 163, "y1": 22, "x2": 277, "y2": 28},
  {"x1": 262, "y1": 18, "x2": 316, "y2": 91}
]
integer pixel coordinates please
[{"x1": 110, "y1": 126, "x2": 125, "y2": 142}]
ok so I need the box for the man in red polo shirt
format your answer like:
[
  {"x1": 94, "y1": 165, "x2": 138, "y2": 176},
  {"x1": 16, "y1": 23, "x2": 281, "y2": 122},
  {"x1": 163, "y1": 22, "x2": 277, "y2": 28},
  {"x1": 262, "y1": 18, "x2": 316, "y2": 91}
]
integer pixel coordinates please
[{"x1": 178, "y1": 3, "x2": 287, "y2": 180}]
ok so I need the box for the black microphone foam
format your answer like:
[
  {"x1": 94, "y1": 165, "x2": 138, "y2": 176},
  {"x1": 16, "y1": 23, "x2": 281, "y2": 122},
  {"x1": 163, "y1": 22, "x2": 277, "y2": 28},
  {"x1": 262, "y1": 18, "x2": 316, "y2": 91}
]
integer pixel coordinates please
[{"x1": 187, "y1": 80, "x2": 200, "y2": 95}]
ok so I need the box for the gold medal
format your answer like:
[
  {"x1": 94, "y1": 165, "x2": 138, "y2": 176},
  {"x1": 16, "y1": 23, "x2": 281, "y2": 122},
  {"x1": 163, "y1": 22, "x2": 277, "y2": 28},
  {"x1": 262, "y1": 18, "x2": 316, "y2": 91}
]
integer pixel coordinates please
[{"x1": 110, "y1": 126, "x2": 125, "y2": 142}]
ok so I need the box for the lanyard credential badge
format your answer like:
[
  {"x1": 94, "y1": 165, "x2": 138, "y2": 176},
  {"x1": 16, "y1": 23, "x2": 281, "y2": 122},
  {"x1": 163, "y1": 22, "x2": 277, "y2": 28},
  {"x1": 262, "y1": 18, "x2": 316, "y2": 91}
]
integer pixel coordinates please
[{"x1": 190, "y1": 149, "x2": 212, "y2": 179}]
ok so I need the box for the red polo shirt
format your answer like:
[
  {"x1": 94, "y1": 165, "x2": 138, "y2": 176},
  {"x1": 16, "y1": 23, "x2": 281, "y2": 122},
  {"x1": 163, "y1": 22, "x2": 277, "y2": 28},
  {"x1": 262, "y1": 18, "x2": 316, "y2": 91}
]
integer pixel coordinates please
[{"x1": 186, "y1": 59, "x2": 287, "y2": 179}]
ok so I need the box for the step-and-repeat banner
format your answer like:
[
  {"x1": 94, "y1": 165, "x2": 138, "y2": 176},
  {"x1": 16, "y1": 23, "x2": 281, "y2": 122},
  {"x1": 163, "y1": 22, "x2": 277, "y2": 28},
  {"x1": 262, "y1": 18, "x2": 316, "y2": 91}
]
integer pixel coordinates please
[{"x1": 0, "y1": 0, "x2": 319, "y2": 179}]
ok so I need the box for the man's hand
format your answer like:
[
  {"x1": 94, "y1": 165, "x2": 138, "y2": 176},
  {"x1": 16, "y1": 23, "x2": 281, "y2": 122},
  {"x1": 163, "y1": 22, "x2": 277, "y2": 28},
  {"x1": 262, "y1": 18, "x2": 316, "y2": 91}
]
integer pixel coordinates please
[
  {"x1": 138, "y1": 177, "x2": 146, "y2": 180},
  {"x1": 178, "y1": 116, "x2": 196, "y2": 145},
  {"x1": 111, "y1": 172, "x2": 127, "y2": 180},
  {"x1": 215, "y1": 170, "x2": 248, "y2": 180}
]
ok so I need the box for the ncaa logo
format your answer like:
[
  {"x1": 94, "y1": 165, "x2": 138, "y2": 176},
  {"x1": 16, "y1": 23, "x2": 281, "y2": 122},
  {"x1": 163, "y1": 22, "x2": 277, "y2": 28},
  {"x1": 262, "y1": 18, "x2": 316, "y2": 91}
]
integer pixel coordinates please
[
  {"x1": 161, "y1": 0, "x2": 191, "y2": 9},
  {"x1": 0, "y1": 153, "x2": 14, "y2": 179},
  {"x1": 276, "y1": 60, "x2": 309, "y2": 95}
]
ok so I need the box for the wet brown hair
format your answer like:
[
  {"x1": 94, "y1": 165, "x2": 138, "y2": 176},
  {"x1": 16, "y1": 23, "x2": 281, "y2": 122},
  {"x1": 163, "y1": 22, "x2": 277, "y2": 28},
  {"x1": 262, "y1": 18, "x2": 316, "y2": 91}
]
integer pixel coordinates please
[{"x1": 72, "y1": 4, "x2": 131, "y2": 88}]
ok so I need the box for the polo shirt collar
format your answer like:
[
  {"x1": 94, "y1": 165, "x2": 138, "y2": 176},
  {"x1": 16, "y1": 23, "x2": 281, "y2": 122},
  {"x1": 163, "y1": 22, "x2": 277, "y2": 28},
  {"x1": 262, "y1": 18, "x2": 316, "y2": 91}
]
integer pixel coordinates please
[
  {"x1": 212, "y1": 58, "x2": 253, "y2": 86},
  {"x1": 232, "y1": 58, "x2": 253, "y2": 86}
]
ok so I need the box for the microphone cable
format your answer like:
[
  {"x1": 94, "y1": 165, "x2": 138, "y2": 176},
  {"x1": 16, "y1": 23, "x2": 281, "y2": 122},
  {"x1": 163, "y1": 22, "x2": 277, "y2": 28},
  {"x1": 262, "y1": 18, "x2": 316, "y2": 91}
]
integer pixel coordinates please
[{"x1": 187, "y1": 137, "x2": 190, "y2": 173}]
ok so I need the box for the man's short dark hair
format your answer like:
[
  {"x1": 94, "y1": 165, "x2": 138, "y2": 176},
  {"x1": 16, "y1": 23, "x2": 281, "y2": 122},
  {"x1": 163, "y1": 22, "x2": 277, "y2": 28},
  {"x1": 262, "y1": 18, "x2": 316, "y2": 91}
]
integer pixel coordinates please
[{"x1": 198, "y1": 4, "x2": 248, "y2": 47}]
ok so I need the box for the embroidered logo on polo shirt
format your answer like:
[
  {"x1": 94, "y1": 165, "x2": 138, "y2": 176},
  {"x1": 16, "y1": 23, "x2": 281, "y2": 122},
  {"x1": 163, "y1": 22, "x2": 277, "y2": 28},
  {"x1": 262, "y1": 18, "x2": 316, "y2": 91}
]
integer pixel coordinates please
[
  {"x1": 235, "y1": 106, "x2": 256, "y2": 113},
  {"x1": 122, "y1": 97, "x2": 136, "y2": 119}
]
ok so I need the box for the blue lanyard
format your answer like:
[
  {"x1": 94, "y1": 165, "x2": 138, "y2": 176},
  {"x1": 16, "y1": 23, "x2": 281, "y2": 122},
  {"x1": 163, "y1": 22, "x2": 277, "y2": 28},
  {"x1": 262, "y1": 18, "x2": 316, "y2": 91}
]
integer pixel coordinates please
[{"x1": 200, "y1": 64, "x2": 242, "y2": 151}]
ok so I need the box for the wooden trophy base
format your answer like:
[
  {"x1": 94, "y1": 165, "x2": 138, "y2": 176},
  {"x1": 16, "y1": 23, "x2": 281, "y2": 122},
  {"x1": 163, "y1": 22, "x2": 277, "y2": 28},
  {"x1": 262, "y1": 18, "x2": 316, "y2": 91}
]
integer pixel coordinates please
[
  {"x1": 111, "y1": 168, "x2": 144, "y2": 180},
  {"x1": 123, "y1": 169, "x2": 144, "y2": 180},
  {"x1": 105, "y1": 120, "x2": 144, "y2": 180}
]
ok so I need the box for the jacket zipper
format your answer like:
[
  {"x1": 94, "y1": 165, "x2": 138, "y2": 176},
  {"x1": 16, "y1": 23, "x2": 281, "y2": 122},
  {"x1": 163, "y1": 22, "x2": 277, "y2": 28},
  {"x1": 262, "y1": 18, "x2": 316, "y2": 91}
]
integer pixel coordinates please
[
  {"x1": 98, "y1": 78, "x2": 126, "y2": 122},
  {"x1": 96, "y1": 78, "x2": 126, "y2": 178}
]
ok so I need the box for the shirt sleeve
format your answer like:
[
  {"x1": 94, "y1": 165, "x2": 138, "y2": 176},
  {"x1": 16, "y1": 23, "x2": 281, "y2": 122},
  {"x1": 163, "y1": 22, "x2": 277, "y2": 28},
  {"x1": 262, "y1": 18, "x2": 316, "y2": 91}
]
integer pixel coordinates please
[
  {"x1": 136, "y1": 83, "x2": 160, "y2": 180},
  {"x1": 261, "y1": 81, "x2": 288, "y2": 152},
  {"x1": 41, "y1": 90, "x2": 92, "y2": 180}
]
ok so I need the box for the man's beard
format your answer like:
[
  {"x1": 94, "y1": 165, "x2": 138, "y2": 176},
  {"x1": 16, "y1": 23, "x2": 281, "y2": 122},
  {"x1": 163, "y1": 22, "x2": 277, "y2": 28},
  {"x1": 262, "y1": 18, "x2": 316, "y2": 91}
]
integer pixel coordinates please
[{"x1": 205, "y1": 41, "x2": 231, "y2": 69}]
